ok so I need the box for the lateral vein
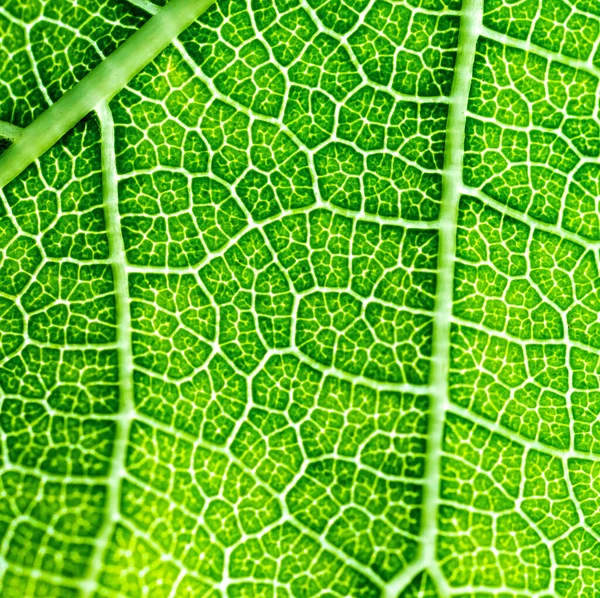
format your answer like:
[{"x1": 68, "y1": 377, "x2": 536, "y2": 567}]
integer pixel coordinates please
[{"x1": 80, "y1": 103, "x2": 134, "y2": 597}]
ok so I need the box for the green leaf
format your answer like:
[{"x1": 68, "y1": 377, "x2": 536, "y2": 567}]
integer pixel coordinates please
[{"x1": 0, "y1": 0, "x2": 600, "y2": 596}]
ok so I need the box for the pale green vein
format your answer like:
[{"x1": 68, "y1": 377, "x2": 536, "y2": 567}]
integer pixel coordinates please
[
  {"x1": 482, "y1": 25, "x2": 600, "y2": 80},
  {"x1": 0, "y1": 121, "x2": 22, "y2": 142},
  {"x1": 0, "y1": 0, "x2": 216, "y2": 190},
  {"x1": 417, "y1": 0, "x2": 483, "y2": 595},
  {"x1": 80, "y1": 103, "x2": 135, "y2": 597},
  {"x1": 127, "y1": 0, "x2": 160, "y2": 15}
]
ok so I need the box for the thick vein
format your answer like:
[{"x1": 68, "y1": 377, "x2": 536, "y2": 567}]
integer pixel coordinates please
[
  {"x1": 0, "y1": 0, "x2": 216, "y2": 190},
  {"x1": 80, "y1": 103, "x2": 135, "y2": 597},
  {"x1": 417, "y1": 0, "x2": 483, "y2": 594}
]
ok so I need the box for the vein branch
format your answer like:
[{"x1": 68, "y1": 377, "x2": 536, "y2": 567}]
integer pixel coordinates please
[{"x1": 80, "y1": 103, "x2": 134, "y2": 597}]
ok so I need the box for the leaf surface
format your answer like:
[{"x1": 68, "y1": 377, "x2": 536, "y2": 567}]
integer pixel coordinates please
[{"x1": 0, "y1": 0, "x2": 599, "y2": 596}]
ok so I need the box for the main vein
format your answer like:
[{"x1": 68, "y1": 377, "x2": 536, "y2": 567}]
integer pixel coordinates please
[
  {"x1": 0, "y1": 0, "x2": 216, "y2": 190},
  {"x1": 81, "y1": 103, "x2": 134, "y2": 597},
  {"x1": 418, "y1": 0, "x2": 483, "y2": 592}
]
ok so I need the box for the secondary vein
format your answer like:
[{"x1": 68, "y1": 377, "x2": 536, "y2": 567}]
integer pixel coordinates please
[
  {"x1": 81, "y1": 103, "x2": 134, "y2": 597},
  {"x1": 0, "y1": 0, "x2": 216, "y2": 190}
]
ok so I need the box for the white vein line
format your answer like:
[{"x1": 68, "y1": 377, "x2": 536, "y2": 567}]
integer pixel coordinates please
[
  {"x1": 481, "y1": 25, "x2": 600, "y2": 80},
  {"x1": 415, "y1": 0, "x2": 483, "y2": 595},
  {"x1": 447, "y1": 403, "x2": 599, "y2": 462},
  {"x1": 80, "y1": 103, "x2": 135, "y2": 597},
  {"x1": 461, "y1": 184, "x2": 600, "y2": 249}
]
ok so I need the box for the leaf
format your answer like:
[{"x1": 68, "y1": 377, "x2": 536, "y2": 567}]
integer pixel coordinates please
[{"x1": 0, "y1": 0, "x2": 599, "y2": 596}]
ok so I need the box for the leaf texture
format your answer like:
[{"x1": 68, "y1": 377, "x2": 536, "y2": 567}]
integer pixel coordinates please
[{"x1": 0, "y1": 0, "x2": 600, "y2": 596}]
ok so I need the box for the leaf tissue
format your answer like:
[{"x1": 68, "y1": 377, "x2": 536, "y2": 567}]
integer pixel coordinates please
[{"x1": 0, "y1": 0, "x2": 599, "y2": 596}]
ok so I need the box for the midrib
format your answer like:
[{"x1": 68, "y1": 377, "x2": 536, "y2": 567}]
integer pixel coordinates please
[
  {"x1": 80, "y1": 103, "x2": 134, "y2": 597},
  {"x1": 414, "y1": 0, "x2": 483, "y2": 594},
  {"x1": 0, "y1": 0, "x2": 216, "y2": 190}
]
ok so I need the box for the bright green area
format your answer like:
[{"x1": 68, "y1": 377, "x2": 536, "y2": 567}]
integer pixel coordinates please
[{"x1": 1, "y1": 0, "x2": 600, "y2": 597}]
